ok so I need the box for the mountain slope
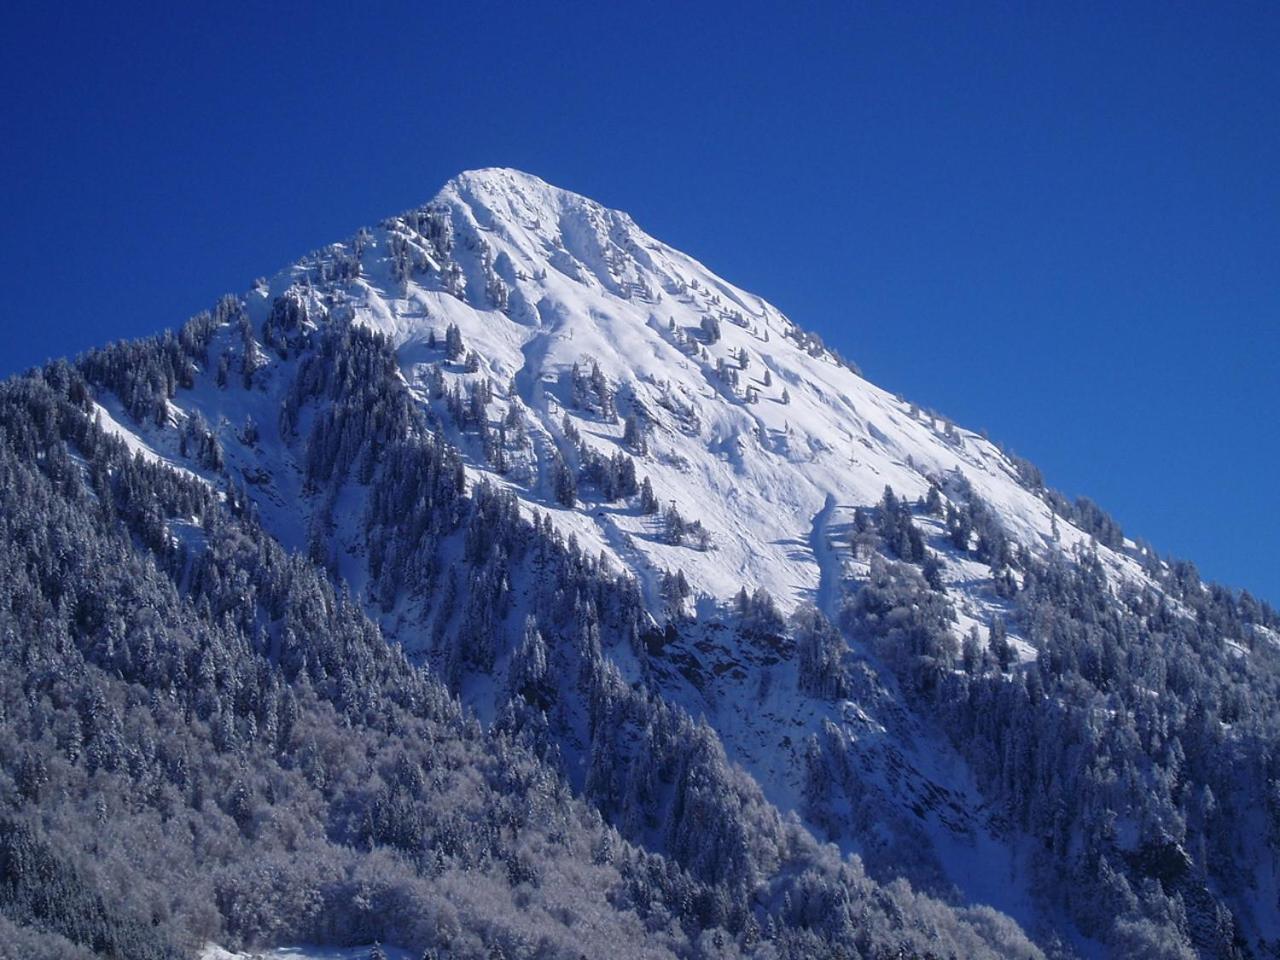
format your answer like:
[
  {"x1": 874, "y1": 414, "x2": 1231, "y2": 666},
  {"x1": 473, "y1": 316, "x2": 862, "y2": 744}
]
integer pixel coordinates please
[{"x1": 19, "y1": 167, "x2": 1280, "y2": 959}]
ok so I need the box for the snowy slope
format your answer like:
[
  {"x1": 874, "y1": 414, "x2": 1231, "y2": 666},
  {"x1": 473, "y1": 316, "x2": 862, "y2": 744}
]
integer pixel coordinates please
[{"x1": 282, "y1": 167, "x2": 1147, "y2": 618}]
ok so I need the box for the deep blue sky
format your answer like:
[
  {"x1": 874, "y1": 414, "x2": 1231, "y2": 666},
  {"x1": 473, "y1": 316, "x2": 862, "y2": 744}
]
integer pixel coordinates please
[{"x1": 2, "y1": 2, "x2": 1277, "y2": 602}]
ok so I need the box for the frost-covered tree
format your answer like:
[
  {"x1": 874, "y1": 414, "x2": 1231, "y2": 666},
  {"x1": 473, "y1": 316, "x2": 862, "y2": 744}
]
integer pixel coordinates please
[
  {"x1": 639, "y1": 476, "x2": 659, "y2": 514},
  {"x1": 793, "y1": 605, "x2": 848, "y2": 699},
  {"x1": 444, "y1": 322, "x2": 465, "y2": 361},
  {"x1": 551, "y1": 448, "x2": 577, "y2": 507},
  {"x1": 988, "y1": 616, "x2": 1013, "y2": 671},
  {"x1": 623, "y1": 412, "x2": 646, "y2": 455}
]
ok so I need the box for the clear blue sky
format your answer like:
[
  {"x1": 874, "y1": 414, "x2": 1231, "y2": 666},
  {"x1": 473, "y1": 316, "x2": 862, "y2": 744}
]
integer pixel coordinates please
[{"x1": 2, "y1": 1, "x2": 1276, "y2": 602}]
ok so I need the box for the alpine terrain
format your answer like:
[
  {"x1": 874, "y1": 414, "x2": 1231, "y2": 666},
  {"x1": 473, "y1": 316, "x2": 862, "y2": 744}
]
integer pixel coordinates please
[{"x1": 1, "y1": 168, "x2": 1276, "y2": 960}]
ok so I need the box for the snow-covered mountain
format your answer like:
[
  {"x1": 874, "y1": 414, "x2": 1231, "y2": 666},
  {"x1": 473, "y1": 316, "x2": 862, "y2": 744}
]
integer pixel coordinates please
[
  {"x1": 55, "y1": 168, "x2": 1280, "y2": 958},
  {"x1": 333, "y1": 168, "x2": 1137, "y2": 609}
]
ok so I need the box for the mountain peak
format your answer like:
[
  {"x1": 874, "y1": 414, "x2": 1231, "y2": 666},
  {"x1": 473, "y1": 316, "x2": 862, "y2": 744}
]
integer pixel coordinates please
[
  {"x1": 295, "y1": 168, "x2": 1151, "y2": 627},
  {"x1": 439, "y1": 166, "x2": 614, "y2": 207},
  {"x1": 444, "y1": 165, "x2": 555, "y2": 191},
  {"x1": 436, "y1": 166, "x2": 606, "y2": 220},
  {"x1": 427, "y1": 166, "x2": 641, "y2": 267}
]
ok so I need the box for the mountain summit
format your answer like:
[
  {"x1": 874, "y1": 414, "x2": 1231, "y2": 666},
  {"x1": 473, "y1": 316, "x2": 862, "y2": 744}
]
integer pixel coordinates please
[
  {"x1": 3, "y1": 169, "x2": 1276, "y2": 959},
  {"x1": 301, "y1": 167, "x2": 1134, "y2": 611}
]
